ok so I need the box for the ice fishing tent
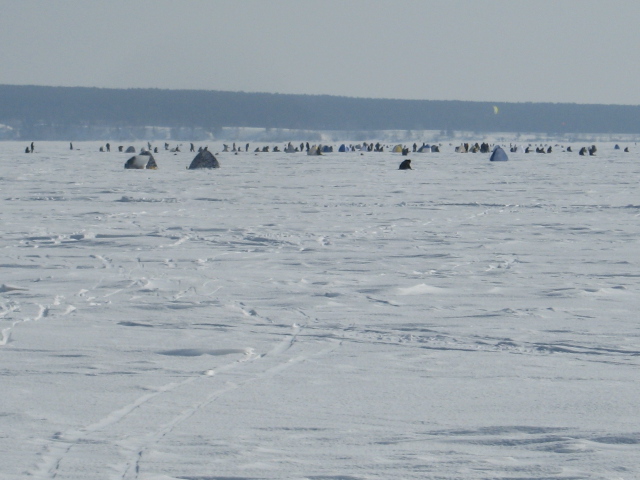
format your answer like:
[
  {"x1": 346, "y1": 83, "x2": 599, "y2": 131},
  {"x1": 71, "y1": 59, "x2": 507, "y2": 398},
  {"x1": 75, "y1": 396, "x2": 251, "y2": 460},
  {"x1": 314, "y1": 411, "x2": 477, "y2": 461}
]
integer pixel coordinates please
[
  {"x1": 188, "y1": 150, "x2": 220, "y2": 169},
  {"x1": 418, "y1": 144, "x2": 430, "y2": 153},
  {"x1": 489, "y1": 146, "x2": 508, "y2": 162},
  {"x1": 307, "y1": 145, "x2": 321, "y2": 156},
  {"x1": 125, "y1": 146, "x2": 136, "y2": 153},
  {"x1": 339, "y1": 144, "x2": 347, "y2": 152},
  {"x1": 124, "y1": 151, "x2": 158, "y2": 169},
  {"x1": 392, "y1": 144, "x2": 403, "y2": 153}
]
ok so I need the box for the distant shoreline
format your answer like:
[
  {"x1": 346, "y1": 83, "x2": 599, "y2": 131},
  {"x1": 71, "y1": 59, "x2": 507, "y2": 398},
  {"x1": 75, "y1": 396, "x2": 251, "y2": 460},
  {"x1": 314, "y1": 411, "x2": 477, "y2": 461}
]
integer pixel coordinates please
[{"x1": 2, "y1": 84, "x2": 640, "y2": 141}]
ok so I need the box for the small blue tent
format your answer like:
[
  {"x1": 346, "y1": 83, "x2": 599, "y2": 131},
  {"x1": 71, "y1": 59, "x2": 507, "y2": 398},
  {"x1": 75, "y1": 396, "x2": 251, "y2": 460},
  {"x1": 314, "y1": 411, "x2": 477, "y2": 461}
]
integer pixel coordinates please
[{"x1": 490, "y1": 146, "x2": 508, "y2": 162}]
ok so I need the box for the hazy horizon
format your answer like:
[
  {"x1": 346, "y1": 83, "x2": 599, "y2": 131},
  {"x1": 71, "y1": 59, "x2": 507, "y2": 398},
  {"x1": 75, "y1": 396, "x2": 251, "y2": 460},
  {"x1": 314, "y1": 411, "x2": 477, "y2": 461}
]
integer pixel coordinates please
[{"x1": 2, "y1": 0, "x2": 640, "y2": 105}]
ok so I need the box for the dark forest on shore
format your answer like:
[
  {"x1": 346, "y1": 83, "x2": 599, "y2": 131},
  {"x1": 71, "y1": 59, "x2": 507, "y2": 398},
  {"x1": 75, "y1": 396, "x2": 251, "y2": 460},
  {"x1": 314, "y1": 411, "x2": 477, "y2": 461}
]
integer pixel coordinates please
[{"x1": 1, "y1": 84, "x2": 640, "y2": 141}]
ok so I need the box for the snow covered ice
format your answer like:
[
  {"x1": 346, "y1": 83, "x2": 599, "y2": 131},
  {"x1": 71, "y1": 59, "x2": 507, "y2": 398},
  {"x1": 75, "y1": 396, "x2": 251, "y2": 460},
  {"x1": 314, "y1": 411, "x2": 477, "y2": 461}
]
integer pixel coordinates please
[{"x1": 2, "y1": 141, "x2": 640, "y2": 479}]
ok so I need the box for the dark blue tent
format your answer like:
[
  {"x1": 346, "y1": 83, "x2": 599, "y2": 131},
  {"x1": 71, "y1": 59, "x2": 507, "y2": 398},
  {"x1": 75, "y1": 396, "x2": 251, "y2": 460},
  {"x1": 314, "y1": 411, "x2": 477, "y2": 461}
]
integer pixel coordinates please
[
  {"x1": 338, "y1": 144, "x2": 347, "y2": 152},
  {"x1": 490, "y1": 146, "x2": 508, "y2": 162},
  {"x1": 188, "y1": 150, "x2": 220, "y2": 169}
]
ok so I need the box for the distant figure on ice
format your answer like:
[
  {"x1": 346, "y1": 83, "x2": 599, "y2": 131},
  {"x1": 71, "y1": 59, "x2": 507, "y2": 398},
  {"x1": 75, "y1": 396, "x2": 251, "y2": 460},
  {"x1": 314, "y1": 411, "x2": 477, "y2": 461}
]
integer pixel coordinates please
[
  {"x1": 70, "y1": 142, "x2": 73, "y2": 150},
  {"x1": 106, "y1": 143, "x2": 110, "y2": 152},
  {"x1": 190, "y1": 143, "x2": 195, "y2": 152},
  {"x1": 398, "y1": 159, "x2": 412, "y2": 170},
  {"x1": 31, "y1": 142, "x2": 34, "y2": 153}
]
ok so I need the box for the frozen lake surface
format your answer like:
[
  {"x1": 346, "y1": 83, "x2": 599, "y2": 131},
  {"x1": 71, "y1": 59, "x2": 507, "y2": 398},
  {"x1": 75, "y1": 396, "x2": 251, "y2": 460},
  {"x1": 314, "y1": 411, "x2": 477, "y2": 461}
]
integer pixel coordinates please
[{"x1": 2, "y1": 141, "x2": 640, "y2": 479}]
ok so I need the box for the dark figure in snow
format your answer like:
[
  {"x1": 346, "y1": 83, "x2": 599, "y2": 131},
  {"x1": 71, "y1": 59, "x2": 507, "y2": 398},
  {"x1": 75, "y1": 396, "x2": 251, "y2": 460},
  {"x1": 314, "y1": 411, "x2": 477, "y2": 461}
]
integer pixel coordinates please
[
  {"x1": 190, "y1": 143, "x2": 195, "y2": 152},
  {"x1": 398, "y1": 159, "x2": 412, "y2": 170},
  {"x1": 70, "y1": 142, "x2": 73, "y2": 150},
  {"x1": 106, "y1": 143, "x2": 110, "y2": 152},
  {"x1": 30, "y1": 142, "x2": 34, "y2": 153}
]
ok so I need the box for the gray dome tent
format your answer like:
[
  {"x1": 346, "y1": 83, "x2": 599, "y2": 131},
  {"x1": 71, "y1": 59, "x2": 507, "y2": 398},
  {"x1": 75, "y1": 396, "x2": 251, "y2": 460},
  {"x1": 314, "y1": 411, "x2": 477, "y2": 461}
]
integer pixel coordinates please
[
  {"x1": 188, "y1": 150, "x2": 220, "y2": 169},
  {"x1": 124, "y1": 151, "x2": 158, "y2": 169}
]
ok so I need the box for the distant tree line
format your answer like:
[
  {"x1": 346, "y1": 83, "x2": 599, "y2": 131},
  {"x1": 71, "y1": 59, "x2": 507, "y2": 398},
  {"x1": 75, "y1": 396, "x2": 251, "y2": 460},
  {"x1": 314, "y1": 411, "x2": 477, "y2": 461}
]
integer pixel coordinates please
[{"x1": 1, "y1": 84, "x2": 640, "y2": 140}]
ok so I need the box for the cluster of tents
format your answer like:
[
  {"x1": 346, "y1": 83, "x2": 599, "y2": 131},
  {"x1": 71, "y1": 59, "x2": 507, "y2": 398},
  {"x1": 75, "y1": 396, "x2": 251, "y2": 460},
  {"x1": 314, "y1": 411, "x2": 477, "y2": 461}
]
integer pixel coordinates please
[{"x1": 124, "y1": 149, "x2": 219, "y2": 170}]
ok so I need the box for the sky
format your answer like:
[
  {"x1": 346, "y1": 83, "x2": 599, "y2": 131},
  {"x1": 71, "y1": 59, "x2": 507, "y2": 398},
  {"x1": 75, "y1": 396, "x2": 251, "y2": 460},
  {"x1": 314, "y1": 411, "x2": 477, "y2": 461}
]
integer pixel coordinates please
[{"x1": 1, "y1": 0, "x2": 640, "y2": 105}]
